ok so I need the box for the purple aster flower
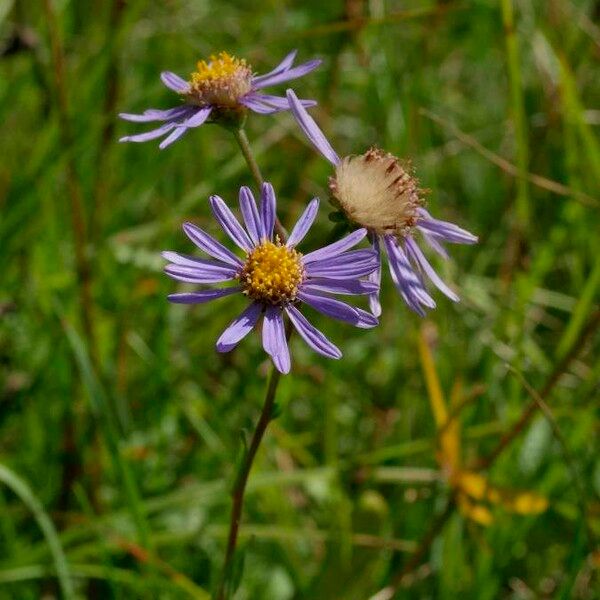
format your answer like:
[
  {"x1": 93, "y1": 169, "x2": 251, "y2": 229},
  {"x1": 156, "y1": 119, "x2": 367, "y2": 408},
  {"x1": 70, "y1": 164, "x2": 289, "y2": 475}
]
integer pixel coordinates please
[
  {"x1": 285, "y1": 89, "x2": 478, "y2": 317},
  {"x1": 163, "y1": 183, "x2": 379, "y2": 374},
  {"x1": 119, "y1": 50, "x2": 320, "y2": 149}
]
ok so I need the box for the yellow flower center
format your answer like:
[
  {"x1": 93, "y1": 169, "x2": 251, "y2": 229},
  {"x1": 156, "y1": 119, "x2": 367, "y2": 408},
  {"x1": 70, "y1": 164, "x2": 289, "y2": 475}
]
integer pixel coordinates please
[
  {"x1": 187, "y1": 51, "x2": 252, "y2": 108},
  {"x1": 237, "y1": 241, "x2": 305, "y2": 305},
  {"x1": 328, "y1": 147, "x2": 424, "y2": 236}
]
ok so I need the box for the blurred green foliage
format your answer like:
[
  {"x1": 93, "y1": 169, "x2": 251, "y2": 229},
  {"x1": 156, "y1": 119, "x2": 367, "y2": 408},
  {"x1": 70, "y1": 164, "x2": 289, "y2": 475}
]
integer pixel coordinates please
[{"x1": 1, "y1": 0, "x2": 599, "y2": 598}]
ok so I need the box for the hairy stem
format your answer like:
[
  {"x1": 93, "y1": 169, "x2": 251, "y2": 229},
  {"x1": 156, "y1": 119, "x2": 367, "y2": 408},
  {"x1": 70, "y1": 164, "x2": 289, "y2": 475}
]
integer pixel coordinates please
[
  {"x1": 232, "y1": 128, "x2": 287, "y2": 240},
  {"x1": 216, "y1": 365, "x2": 284, "y2": 600}
]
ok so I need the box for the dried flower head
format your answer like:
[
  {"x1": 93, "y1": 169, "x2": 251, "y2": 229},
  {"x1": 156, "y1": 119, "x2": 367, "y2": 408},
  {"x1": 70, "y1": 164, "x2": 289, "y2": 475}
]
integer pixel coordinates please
[
  {"x1": 286, "y1": 89, "x2": 478, "y2": 317},
  {"x1": 163, "y1": 183, "x2": 379, "y2": 373},
  {"x1": 119, "y1": 50, "x2": 321, "y2": 149},
  {"x1": 329, "y1": 148, "x2": 424, "y2": 236}
]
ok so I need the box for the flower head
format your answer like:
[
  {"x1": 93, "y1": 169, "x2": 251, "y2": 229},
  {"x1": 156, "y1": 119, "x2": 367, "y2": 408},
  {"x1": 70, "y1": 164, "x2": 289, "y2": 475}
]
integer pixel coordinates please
[
  {"x1": 286, "y1": 89, "x2": 478, "y2": 317},
  {"x1": 188, "y1": 52, "x2": 253, "y2": 108},
  {"x1": 163, "y1": 183, "x2": 379, "y2": 373},
  {"x1": 329, "y1": 148, "x2": 423, "y2": 236},
  {"x1": 119, "y1": 50, "x2": 321, "y2": 149}
]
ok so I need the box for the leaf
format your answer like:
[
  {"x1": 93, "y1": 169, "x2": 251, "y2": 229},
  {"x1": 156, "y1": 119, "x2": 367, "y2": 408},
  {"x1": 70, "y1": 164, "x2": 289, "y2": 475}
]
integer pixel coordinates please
[
  {"x1": 518, "y1": 416, "x2": 552, "y2": 476},
  {"x1": 0, "y1": 463, "x2": 75, "y2": 600}
]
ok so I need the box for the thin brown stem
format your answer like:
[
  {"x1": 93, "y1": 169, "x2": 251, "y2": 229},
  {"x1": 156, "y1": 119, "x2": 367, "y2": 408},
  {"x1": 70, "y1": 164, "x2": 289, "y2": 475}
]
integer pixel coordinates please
[
  {"x1": 420, "y1": 108, "x2": 599, "y2": 207},
  {"x1": 216, "y1": 363, "x2": 285, "y2": 600},
  {"x1": 43, "y1": 0, "x2": 102, "y2": 522},
  {"x1": 473, "y1": 309, "x2": 600, "y2": 471},
  {"x1": 90, "y1": 0, "x2": 126, "y2": 241},
  {"x1": 42, "y1": 0, "x2": 97, "y2": 364},
  {"x1": 232, "y1": 128, "x2": 288, "y2": 240},
  {"x1": 508, "y1": 366, "x2": 596, "y2": 550}
]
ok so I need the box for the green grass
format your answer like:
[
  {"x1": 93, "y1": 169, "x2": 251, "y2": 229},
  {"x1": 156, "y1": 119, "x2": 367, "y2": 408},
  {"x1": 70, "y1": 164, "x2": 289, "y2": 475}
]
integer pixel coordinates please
[{"x1": 1, "y1": 1, "x2": 599, "y2": 598}]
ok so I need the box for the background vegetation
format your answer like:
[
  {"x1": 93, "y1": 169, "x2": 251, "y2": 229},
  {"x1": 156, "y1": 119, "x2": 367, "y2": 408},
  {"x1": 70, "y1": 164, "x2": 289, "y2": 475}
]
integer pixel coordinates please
[{"x1": 1, "y1": 0, "x2": 599, "y2": 598}]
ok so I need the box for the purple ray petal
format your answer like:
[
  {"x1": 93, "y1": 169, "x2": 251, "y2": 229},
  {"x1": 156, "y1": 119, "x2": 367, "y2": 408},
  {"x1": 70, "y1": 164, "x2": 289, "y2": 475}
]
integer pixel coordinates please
[
  {"x1": 182, "y1": 106, "x2": 212, "y2": 128},
  {"x1": 262, "y1": 306, "x2": 291, "y2": 373},
  {"x1": 390, "y1": 239, "x2": 436, "y2": 310},
  {"x1": 405, "y1": 236, "x2": 459, "y2": 302},
  {"x1": 157, "y1": 108, "x2": 212, "y2": 149},
  {"x1": 260, "y1": 182, "x2": 276, "y2": 240},
  {"x1": 368, "y1": 236, "x2": 382, "y2": 318},
  {"x1": 160, "y1": 71, "x2": 190, "y2": 93},
  {"x1": 286, "y1": 89, "x2": 340, "y2": 166},
  {"x1": 254, "y1": 93, "x2": 316, "y2": 110},
  {"x1": 119, "y1": 106, "x2": 193, "y2": 123},
  {"x1": 159, "y1": 126, "x2": 188, "y2": 149},
  {"x1": 383, "y1": 236, "x2": 433, "y2": 315},
  {"x1": 303, "y1": 228, "x2": 368, "y2": 264},
  {"x1": 251, "y1": 50, "x2": 298, "y2": 86},
  {"x1": 306, "y1": 264, "x2": 378, "y2": 279},
  {"x1": 302, "y1": 279, "x2": 379, "y2": 295},
  {"x1": 386, "y1": 237, "x2": 434, "y2": 307},
  {"x1": 253, "y1": 59, "x2": 322, "y2": 89},
  {"x1": 239, "y1": 95, "x2": 281, "y2": 114},
  {"x1": 164, "y1": 263, "x2": 237, "y2": 284},
  {"x1": 307, "y1": 249, "x2": 377, "y2": 269},
  {"x1": 182, "y1": 222, "x2": 243, "y2": 267},
  {"x1": 239, "y1": 186, "x2": 263, "y2": 245},
  {"x1": 305, "y1": 256, "x2": 379, "y2": 279},
  {"x1": 242, "y1": 93, "x2": 317, "y2": 114},
  {"x1": 287, "y1": 198, "x2": 319, "y2": 248},
  {"x1": 417, "y1": 220, "x2": 478, "y2": 244},
  {"x1": 353, "y1": 307, "x2": 379, "y2": 329},
  {"x1": 285, "y1": 305, "x2": 341, "y2": 359},
  {"x1": 119, "y1": 122, "x2": 176, "y2": 143},
  {"x1": 417, "y1": 208, "x2": 478, "y2": 245},
  {"x1": 168, "y1": 287, "x2": 241, "y2": 304},
  {"x1": 422, "y1": 231, "x2": 449, "y2": 259},
  {"x1": 161, "y1": 250, "x2": 234, "y2": 270},
  {"x1": 209, "y1": 195, "x2": 253, "y2": 252},
  {"x1": 216, "y1": 302, "x2": 262, "y2": 352},
  {"x1": 298, "y1": 290, "x2": 362, "y2": 326},
  {"x1": 384, "y1": 236, "x2": 429, "y2": 313}
]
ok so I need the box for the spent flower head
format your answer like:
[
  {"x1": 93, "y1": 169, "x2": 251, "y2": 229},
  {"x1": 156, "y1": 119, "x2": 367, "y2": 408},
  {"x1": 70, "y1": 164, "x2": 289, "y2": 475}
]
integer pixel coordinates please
[
  {"x1": 119, "y1": 50, "x2": 320, "y2": 149},
  {"x1": 163, "y1": 183, "x2": 379, "y2": 373},
  {"x1": 286, "y1": 89, "x2": 478, "y2": 317}
]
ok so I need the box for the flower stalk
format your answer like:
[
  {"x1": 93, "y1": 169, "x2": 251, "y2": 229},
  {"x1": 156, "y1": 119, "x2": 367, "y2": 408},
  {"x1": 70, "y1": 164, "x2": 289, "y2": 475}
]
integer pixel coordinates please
[
  {"x1": 232, "y1": 127, "x2": 288, "y2": 241},
  {"x1": 217, "y1": 357, "x2": 285, "y2": 600}
]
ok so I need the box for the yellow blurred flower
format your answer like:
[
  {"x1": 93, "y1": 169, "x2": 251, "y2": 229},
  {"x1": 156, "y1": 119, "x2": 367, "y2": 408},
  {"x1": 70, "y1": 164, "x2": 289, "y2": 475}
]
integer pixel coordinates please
[{"x1": 418, "y1": 326, "x2": 548, "y2": 525}]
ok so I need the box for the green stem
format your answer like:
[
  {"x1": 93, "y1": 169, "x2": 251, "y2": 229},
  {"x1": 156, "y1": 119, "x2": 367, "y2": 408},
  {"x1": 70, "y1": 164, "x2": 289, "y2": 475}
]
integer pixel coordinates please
[
  {"x1": 217, "y1": 126, "x2": 294, "y2": 598},
  {"x1": 233, "y1": 128, "x2": 264, "y2": 188},
  {"x1": 216, "y1": 366, "x2": 284, "y2": 600},
  {"x1": 232, "y1": 128, "x2": 288, "y2": 241}
]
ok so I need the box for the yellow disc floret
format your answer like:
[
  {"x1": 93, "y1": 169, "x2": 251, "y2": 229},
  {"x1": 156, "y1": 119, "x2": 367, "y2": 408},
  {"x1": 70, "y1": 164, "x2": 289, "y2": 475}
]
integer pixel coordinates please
[
  {"x1": 237, "y1": 241, "x2": 305, "y2": 305},
  {"x1": 192, "y1": 52, "x2": 247, "y2": 82},
  {"x1": 187, "y1": 51, "x2": 252, "y2": 108}
]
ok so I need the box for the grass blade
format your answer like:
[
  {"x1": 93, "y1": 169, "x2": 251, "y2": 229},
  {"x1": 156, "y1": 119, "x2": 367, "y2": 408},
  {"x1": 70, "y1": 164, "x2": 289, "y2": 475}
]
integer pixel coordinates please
[{"x1": 0, "y1": 464, "x2": 75, "y2": 600}]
